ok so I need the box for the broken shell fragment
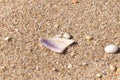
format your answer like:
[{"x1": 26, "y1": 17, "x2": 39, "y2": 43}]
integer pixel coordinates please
[{"x1": 40, "y1": 38, "x2": 74, "y2": 53}]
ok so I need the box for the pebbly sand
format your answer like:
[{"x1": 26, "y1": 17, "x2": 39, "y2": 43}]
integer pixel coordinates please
[{"x1": 0, "y1": 0, "x2": 120, "y2": 80}]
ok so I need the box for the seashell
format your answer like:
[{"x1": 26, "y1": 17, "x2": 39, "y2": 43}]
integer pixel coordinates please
[{"x1": 40, "y1": 38, "x2": 74, "y2": 53}]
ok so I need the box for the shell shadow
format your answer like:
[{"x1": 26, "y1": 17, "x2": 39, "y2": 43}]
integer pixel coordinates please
[
  {"x1": 116, "y1": 47, "x2": 120, "y2": 54},
  {"x1": 61, "y1": 41, "x2": 78, "y2": 54}
]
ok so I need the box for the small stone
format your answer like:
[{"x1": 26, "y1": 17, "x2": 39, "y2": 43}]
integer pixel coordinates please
[
  {"x1": 96, "y1": 73, "x2": 102, "y2": 78},
  {"x1": 109, "y1": 64, "x2": 117, "y2": 72},
  {"x1": 54, "y1": 24, "x2": 59, "y2": 28},
  {"x1": 55, "y1": 34, "x2": 62, "y2": 38},
  {"x1": 52, "y1": 68, "x2": 59, "y2": 72},
  {"x1": 85, "y1": 36, "x2": 93, "y2": 40},
  {"x1": 116, "y1": 67, "x2": 120, "y2": 75},
  {"x1": 4, "y1": 36, "x2": 11, "y2": 41},
  {"x1": 104, "y1": 44, "x2": 118, "y2": 53},
  {"x1": 72, "y1": 0, "x2": 78, "y2": 4},
  {"x1": 81, "y1": 62, "x2": 88, "y2": 66},
  {"x1": 15, "y1": 29, "x2": 18, "y2": 32},
  {"x1": 70, "y1": 53, "x2": 76, "y2": 57},
  {"x1": 67, "y1": 64, "x2": 72, "y2": 69},
  {"x1": 52, "y1": 68, "x2": 55, "y2": 71},
  {"x1": 63, "y1": 33, "x2": 71, "y2": 39}
]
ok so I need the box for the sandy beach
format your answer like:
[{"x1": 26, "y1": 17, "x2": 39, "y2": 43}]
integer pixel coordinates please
[{"x1": 0, "y1": 0, "x2": 120, "y2": 80}]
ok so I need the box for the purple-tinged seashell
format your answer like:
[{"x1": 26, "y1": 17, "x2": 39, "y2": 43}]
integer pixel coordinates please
[{"x1": 40, "y1": 38, "x2": 74, "y2": 53}]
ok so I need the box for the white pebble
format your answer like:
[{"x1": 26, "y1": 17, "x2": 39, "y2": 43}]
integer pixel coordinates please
[
  {"x1": 104, "y1": 44, "x2": 118, "y2": 53},
  {"x1": 55, "y1": 34, "x2": 62, "y2": 38},
  {"x1": 109, "y1": 64, "x2": 117, "y2": 72},
  {"x1": 81, "y1": 62, "x2": 88, "y2": 66},
  {"x1": 4, "y1": 36, "x2": 11, "y2": 41},
  {"x1": 54, "y1": 24, "x2": 59, "y2": 28},
  {"x1": 67, "y1": 64, "x2": 72, "y2": 69},
  {"x1": 52, "y1": 68, "x2": 59, "y2": 72},
  {"x1": 63, "y1": 33, "x2": 71, "y2": 39},
  {"x1": 85, "y1": 35, "x2": 93, "y2": 40},
  {"x1": 15, "y1": 29, "x2": 18, "y2": 32},
  {"x1": 96, "y1": 73, "x2": 102, "y2": 78}
]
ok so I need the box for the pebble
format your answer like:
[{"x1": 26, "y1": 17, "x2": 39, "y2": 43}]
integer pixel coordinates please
[
  {"x1": 70, "y1": 53, "x2": 76, "y2": 58},
  {"x1": 96, "y1": 73, "x2": 102, "y2": 78},
  {"x1": 81, "y1": 62, "x2": 88, "y2": 66},
  {"x1": 67, "y1": 63, "x2": 72, "y2": 69},
  {"x1": 54, "y1": 24, "x2": 59, "y2": 28},
  {"x1": 85, "y1": 35, "x2": 93, "y2": 40},
  {"x1": 52, "y1": 68, "x2": 59, "y2": 72},
  {"x1": 104, "y1": 44, "x2": 118, "y2": 53},
  {"x1": 63, "y1": 33, "x2": 71, "y2": 39},
  {"x1": 4, "y1": 36, "x2": 11, "y2": 41},
  {"x1": 116, "y1": 67, "x2": 120, "y2": 75},
  {"x1": 15, "y1": 29, "x2": 18, "y2": 32},
  {"x1": 55, "y1": 34, "x2": 62, "y2": 38},
  {"x1": 72, "y1": 0, "x2": 78, "y2": 4},
  {"x1": 109, "y1": 64, "x2": 117, "y2": 72}
]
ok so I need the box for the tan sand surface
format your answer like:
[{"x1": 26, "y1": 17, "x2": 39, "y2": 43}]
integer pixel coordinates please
[{"x1": 0, "y1": 0, "x2": 120, "y2": 80}]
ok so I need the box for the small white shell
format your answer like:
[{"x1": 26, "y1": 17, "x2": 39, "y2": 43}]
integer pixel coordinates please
[
  {"x1": 104, "y1": 44, "x2": 118, "y2": 53},
  {"x1": 40, "y1": 38, "x2": 74, "y2": 53}
]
